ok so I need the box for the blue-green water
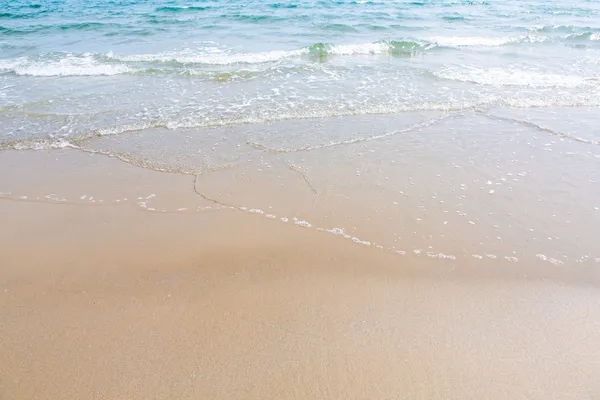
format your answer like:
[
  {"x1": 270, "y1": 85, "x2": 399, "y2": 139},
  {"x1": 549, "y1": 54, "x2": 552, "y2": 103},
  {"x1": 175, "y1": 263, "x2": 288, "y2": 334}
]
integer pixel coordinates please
[{"x1": 1, "y1": 0, "x2": 600, "y2": 146}]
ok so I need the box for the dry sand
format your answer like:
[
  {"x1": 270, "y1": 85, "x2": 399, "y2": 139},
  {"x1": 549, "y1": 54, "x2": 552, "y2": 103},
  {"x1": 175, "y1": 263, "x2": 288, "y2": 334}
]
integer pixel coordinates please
[{"x1": 1, "y1": 149, "x2": 600, "y2": 399}]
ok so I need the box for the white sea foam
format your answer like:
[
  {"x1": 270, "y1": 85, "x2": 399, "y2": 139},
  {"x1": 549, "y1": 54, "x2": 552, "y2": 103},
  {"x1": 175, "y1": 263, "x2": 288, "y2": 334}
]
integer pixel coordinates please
[
  {"x1": 326, "y1": 227, "x2": 346, "y2": 236},
  {"x1": 4, "y1": 138, "x2": 78, "y2": 150},
  {"x1": 434, "y1": 66, "x2": 592, "y2": 88},
  {"x1": 429, "y1": 35, "x2": 519, "y2": 47},
  {"x1": 351, "y1": 237, "x2": 371, "y2": 246},
  {"x1": 107, "y1": 40, "x2": 423, "y2": 65},
  {"x1": 108, "y1": 48, "x2": 307, "y2": 65},
  {"x1": 96, "y1": 121, "x2": 161, "y2": 136},
  {"x1": 0, "y1": 55, "x2": 130, "y2": 77},
  {"x1": 427, "y1": 252, "x2": 456, "y2": 260},
  {"x1": 326, "y1": 42, "x2": 393, "y2": 55},
  {"x1": 293, "y1": 218, "x2": 311, "y2": 228}
]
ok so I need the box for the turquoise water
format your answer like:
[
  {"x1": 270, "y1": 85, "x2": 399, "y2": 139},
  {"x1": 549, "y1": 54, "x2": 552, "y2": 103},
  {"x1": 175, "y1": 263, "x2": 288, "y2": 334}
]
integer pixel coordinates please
[{"x1": 1, "y1": 0, "x2": 600, "y2": 147}]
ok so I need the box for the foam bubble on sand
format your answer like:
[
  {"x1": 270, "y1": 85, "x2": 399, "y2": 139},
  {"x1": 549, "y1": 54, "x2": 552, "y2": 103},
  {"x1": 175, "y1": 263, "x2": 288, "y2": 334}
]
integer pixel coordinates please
[
  {"x1": 427, "y1": 252, "x2": 457, "y2": 260},
  {"x1": 326, "y1": 227, "x2": 347, "y2": 236},
  {"x1": 351, "y1": 237, "x2": 371, "y2": 246},
  {"x1": 44, "y1": 194, "x2": 66, "y2": 202},
  {"x1": 293, "y1": 218, "x2": 312, "y2": 228}
]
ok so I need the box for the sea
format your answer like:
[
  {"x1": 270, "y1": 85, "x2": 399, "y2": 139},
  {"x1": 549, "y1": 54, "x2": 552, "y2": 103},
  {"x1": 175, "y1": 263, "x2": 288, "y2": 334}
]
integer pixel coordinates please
[
  {"x1": 1, "y1": 0, "x2": 600, "y2": 265},
  {"x1": 1, "y1": 0, "x2": 600, "y2": 145}
]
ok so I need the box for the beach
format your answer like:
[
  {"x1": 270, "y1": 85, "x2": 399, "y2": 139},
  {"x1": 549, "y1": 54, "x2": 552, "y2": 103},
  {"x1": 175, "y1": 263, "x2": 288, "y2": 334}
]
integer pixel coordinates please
[
  {"x1": 2, "y1": 113, "x2": 600, "y2": 398},
  {"x1": 2, "y1": 0, "x2": 600, "y2": 397}
]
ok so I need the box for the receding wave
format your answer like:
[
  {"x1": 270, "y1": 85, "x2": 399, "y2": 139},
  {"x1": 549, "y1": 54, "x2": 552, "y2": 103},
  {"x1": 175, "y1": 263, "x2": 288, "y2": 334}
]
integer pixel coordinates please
[
  {"x1": 3, "y1": 93, "x2": 600, "y2": 152},
  {"x1": 0, "y1": 102, "x2": 471, "y2": 151},
  {"x1": 433, "y1": 66, "x2": 597, "y2": 88}
]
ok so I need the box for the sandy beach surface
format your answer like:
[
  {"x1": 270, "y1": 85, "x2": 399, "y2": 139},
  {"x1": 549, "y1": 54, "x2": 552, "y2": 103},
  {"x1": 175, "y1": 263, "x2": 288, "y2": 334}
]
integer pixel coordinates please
[{"x1": 1, "y1": 143, "x2": 600, "y2": 400}]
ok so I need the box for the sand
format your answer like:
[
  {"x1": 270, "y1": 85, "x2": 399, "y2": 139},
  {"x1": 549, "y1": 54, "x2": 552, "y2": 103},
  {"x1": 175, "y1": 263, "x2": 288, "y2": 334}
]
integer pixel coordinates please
[{"x1": 1, "y1": 146, "x2": 600, "y2": 400}]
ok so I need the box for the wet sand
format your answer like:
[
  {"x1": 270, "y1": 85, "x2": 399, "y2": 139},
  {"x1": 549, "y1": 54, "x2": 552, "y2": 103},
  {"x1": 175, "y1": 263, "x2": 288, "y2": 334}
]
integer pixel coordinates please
[{"x1": 1, "y1": 143, "x2": 600, "y2": 399}]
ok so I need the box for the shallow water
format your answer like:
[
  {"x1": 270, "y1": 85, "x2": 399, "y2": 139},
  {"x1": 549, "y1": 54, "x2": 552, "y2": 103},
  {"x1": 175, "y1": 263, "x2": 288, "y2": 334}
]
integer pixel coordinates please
[{"x1": 1, "y1": 0, "x2": 599, "y2": 265}]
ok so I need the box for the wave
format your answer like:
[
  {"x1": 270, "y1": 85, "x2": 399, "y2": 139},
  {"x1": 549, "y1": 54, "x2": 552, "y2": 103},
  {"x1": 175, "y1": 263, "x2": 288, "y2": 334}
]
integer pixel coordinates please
[
  {"x1": 566, "y1": 32, "x2": 600, "y2": 41},
  {"x1": 107, "y1": 48, "x2": 306, "y2": 65},
  {"x1": 268, "y1": 3, "x2": 299, "y2": 8},
  {"x1": 318, "y1": 23, "x2": 359, "y2": 32},
  {"x1": 0, "y1": 35, "x2": 594, "y2": 78},
  {"x1": 220, "y1": 13, "x2": 285, "y2": 23},
  {"x1": 109, "y1": 40, "x2": 428, "y2": 66},
  {"x1": 309, "y1": 40, "x2": 427, "y2": 56},
  {"x1": 0, "y1": 12, "x2": 45, "y2": 19},
  {"x1": 428, "y1": 32, "x2": 600, "y2": 47},
  {"x1": 5, "y1": 91, "x2": 600, "y2": 152},
  {"x1": 0, "y1": 54, "x2": 130, "y2": 76},
  {"x1": 442, "y1": 15, "x2": 467, "y2": 21},
  {"x1": 433, "y1": 66, "x2": 597, "y2": 88},
  {"x1": 155, "y1": 5, "x2": 211, "y2": 12},
  {"x1": 0, "y1": 22, "x2": 122, "y2": 35},
  {"x1": 428, "y1": 35, "x2": 550, "y2": 47}
]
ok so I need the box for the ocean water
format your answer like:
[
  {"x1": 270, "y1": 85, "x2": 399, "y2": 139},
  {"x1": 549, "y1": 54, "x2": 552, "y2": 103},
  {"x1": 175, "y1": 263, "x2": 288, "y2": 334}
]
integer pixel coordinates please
[{"x1": 1, "y1": 0, "x2": 600, "y2": 147}]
